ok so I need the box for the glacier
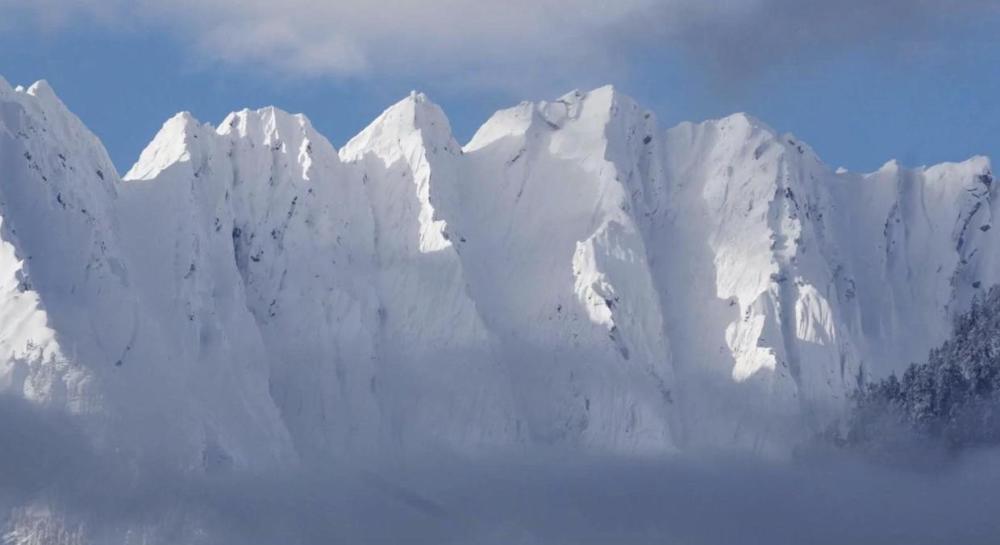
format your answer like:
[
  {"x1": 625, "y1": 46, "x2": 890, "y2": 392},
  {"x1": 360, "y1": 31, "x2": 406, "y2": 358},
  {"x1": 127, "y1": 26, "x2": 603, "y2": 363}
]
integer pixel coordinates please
[{"x1": 0, "y1": 75, "x2": 995, "y2": 476}]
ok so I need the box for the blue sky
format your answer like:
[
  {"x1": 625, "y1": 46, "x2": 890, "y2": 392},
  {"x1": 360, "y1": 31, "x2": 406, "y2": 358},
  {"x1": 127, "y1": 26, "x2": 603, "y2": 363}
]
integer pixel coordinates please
[{"x1": 1, "y1": 0, "x2": 997, "y2": 174}]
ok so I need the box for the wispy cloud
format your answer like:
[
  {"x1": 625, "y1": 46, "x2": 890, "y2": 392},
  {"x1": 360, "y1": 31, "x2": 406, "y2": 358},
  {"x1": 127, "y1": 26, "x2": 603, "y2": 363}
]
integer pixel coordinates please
[{"x1": 2, "y1": 0, "x2": 996, "y2": 90}]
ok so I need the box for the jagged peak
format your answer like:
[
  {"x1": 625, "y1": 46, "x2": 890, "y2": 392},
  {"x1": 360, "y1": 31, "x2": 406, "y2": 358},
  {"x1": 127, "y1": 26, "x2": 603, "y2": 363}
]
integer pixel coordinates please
[
  {"x1": 877, "y1": 159, "x2": 902, "y2": 173},
  {"x1": 712, "y1": 112, "x2": 779, "y2": 138},
  {"x1": 26, "y1": 80, "x2": 58, "y2": 102},
  {"x1": 859, "y1": 156, "x2": 996, "y2": 195},
  {"x1": 1, "y1": 77, "x2": 119, "y2": 184},
  {"x1": 867, "y1": 155, "x2": 993, "y2": 179},
  {"x1": 927, "y1": 154, "x2": 992, "y2": 171},
  {"x1": 676, "y1": 112, "x2": 809, "y2": 163},
  {"x1": 586, "y1": 85, "x2": 653, "y2": 123},
  {"x1": 967, "y1": 154, "x2": 993, "y2": 173},
  {"x1": 218, "y1": 106, "x2": 315, "y2": 142},
  {"x1": 537, "y1": 90, "x2": 587, "y2": 129},
  {"x1": 124, "y1": 111, "x2": 212, "y2": 182},
  {"x1": 407, "y1": 89, "x2": 431, "y2": 105},
  {"x1": 127, "y1": 105, "x2": 339, "y2": 183},
  {"x1": 22, "y1": 80, "x2": 78, "y2": 120},
  {"x1": 466, "y1": 85, "x2": 650, "y2": 152},
  {"x1": 168, "y1": 110, "x2": 203, "y2": 129},
  {"x1": 554, "y1": 85, "x2": 624, "y2": 108},
  {"x1": 374, "y1": 90, "x2": 451, "y2": 132},
  {"x1": 340, "y1": 90, "x2": 458, "y2": 162},
  {"x1": 540, "y1": 85, "x2": 639, "y2": 128},
  {"x1": 923, "y1": 154, "x2": 993, "y2": 180},
  {"x1": 779, "y1": 131, "x2": 822, "y2": 160},
  {"x1": 464, "y1": 100, "x2": 537, "y2": 152},
  {"x1": 1, "y1": 78, "x2": 73, "y2": 117},
  {"x1": 592, "y1": 83, "x2": 619, "y2": 96}
]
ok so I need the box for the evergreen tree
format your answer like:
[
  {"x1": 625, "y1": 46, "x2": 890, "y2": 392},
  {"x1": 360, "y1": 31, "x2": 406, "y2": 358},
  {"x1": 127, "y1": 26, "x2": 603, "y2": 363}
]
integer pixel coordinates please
[{"x1": 846, "y1": 286, "x2": 1000, "y2": 453}]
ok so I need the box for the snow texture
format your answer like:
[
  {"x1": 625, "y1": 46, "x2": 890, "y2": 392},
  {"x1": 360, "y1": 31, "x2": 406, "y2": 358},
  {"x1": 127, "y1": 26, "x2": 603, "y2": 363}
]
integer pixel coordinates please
[{"x1": 0, "y1": 77, "x2": 995, "y2": 471}]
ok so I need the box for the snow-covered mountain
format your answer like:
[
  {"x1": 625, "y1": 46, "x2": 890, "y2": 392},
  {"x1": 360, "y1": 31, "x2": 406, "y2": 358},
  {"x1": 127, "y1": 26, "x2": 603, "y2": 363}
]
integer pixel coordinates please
[{"x1": 0, "y1": 76, "x2": 995, "y2": 471}]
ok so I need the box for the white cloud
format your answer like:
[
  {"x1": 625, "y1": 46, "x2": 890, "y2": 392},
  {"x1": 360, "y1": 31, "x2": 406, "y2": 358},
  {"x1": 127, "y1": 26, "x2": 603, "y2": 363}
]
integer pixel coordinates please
[
  {"x1": 1, "y1": 0, "x2": 997, "y2": 88},
  {"x1": 110, "y1": 0, "x2": 657, "y2": 79}
]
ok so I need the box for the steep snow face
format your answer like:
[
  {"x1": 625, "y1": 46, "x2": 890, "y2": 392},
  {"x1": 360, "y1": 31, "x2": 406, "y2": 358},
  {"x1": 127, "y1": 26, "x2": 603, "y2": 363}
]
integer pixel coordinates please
[
  {"x1": 460, "y1": 88, "x2": 995, "y2": 452},
  {"x1": 1, "y1": 76, "x2": 995, "y2": 465},
  {"x1": 459, "y1": 87, "x2": 678, "y2": 451},
  {"x1": 123, "y1": 98, "x2": 518, "y2": 460},
  {"x1": 0, "y1": 79, "x2": 113, "y2": 415},
  {"x1": 833, "y1": 157, "x2": 999, "y2": 370},
  {"x1": 338, "y1": 94, "x2": 518, "y2": 451},
  {"x1": 0, "y1": 80, "x2": 294, "y2": 471},
  {"x1": 340, "y1": 91, "x2": 455, "y2": 253},
  {"x1": 651, "y1": 116, "x2": 996, "y2": 450},
  {"x1": 651, "y1": 115, "x2": 866, "y2": 449},
  {"x1": 118, "y1": 88, "x2": 682, "y2": 458},
  {"x1": 123, "y1": 107, "x2": 384, "y2": 459}
]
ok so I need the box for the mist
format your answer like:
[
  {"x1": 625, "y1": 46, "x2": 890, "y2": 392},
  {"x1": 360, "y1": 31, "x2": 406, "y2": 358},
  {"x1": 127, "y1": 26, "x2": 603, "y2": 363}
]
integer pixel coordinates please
[{"x1": 2, "y1": 394, "x2": 999, "y2": 544}]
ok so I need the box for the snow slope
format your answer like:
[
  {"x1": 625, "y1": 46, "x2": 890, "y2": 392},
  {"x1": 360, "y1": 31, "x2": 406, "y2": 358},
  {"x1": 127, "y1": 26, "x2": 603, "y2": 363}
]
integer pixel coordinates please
[
  {"x1": 0, "y1": 77, "x2": 995, "y2": 473},
  {"x1": 0, "y1": 77, "x2": 294, "y2": 473}
]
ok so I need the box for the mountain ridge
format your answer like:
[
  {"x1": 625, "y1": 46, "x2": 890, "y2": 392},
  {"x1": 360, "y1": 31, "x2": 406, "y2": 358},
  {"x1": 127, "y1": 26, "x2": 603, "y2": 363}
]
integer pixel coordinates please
[{"x1": 0, "y1": 77, "x2": 994, "y2": 468}]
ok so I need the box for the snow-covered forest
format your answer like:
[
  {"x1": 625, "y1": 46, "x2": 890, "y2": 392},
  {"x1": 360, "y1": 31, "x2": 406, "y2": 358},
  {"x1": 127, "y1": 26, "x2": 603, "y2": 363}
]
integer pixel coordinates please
[{"x1": 847, "y1": 286, "x2": 1000, "y2": 455}]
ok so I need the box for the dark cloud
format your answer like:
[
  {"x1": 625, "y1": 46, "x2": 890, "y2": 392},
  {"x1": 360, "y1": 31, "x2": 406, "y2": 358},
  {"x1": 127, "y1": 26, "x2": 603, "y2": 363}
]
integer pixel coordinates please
[{"x1": 624, "y1": 0, "x2": 1000, "y2": 80}]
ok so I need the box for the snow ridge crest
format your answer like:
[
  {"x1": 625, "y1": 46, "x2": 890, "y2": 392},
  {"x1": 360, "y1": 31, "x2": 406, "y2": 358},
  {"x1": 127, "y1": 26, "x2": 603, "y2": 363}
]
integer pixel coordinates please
[{"x1": 1, "y1": 75, "x2": 997, "y2": 467}]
